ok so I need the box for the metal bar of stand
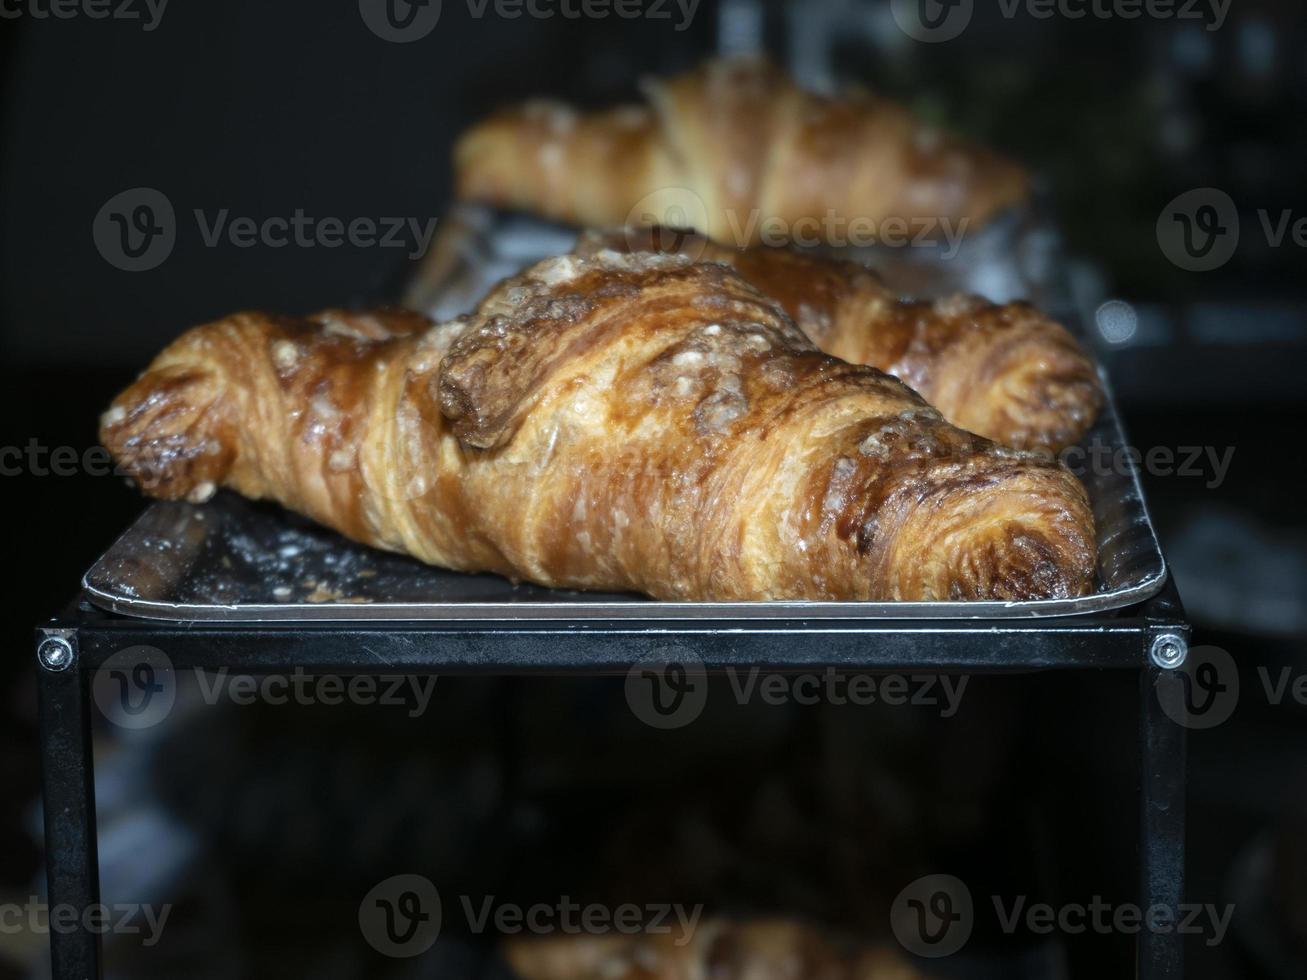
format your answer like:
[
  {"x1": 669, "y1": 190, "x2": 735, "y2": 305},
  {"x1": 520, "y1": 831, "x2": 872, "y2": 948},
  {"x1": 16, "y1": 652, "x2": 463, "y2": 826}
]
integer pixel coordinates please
[
  {"x1": 36, "y1": 629, "x2": 103, "y2": 980},
  {"x1": 1136, "y1": 655, "x2": 1188, "y2": 979}
]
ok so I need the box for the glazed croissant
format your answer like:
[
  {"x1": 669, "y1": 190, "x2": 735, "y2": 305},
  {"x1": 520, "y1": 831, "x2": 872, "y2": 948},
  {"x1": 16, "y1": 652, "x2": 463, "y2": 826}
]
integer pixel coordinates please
[
  {"x1": 100, "y1": 251, "x2": 1095, "y2": 602},
  {"x1": 578, "y1": 228, "x2": 1103, "y2": 451},
  {"x1": 504, "y1": 919, "x2": 925, "y2": 980},
  {"x1": 456, "y1": 57, "x2": 1029, "y2": 247}
]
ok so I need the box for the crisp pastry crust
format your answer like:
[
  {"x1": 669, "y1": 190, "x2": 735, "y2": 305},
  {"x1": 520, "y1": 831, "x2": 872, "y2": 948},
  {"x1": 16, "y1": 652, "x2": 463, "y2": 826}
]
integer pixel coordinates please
[
  {"x1": 504, "y1": 919, "x2": 927, "y2": 980},
  {"x1": 578, "y1": 228, "x2": 1103, "y2": 452},
  {"x1": 455, "y1": 57, "x2": 1030, "y2": 246},
  {"x1": 100, "y1": 253, "x2": 1095, "y2": 602}
]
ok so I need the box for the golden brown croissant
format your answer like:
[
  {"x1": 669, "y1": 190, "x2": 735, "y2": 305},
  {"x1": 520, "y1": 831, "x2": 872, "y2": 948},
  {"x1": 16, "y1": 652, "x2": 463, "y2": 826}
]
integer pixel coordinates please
[
  {"x1": 504, "y1": 918, "x2": 926, "y2": 980},
  {"x1": 577, "y1": 228, "x2": 1103, "y2": 452},
  {"x1": 455, "y1": 57, "x2": 1029, "y2": 247},
  {"x1": 100, "y1": 252, "x2": 1094, "y2": 602}
]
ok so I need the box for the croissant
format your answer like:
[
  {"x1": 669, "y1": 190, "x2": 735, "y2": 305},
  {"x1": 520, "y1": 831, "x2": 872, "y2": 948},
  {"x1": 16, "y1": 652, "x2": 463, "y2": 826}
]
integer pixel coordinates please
[
  {"x1": 455, "y1": 57, "x2": 1029, "y2": 247},
  {"x1": 504, "y1": 918, "x2": 925, "y2": 980},
  {"x1": 100, "y1": 251, "x2": 1095, "y2": 602},
  {"x1": 577, "y1": 228, "x2": 1103, "y2": 452}
]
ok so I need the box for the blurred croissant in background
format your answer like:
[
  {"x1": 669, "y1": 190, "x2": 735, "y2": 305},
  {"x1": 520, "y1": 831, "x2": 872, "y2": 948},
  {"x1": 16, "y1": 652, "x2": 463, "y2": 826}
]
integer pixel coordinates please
[{"x1": 456, "y1": 57, "x2": 1030, "y2": 248}]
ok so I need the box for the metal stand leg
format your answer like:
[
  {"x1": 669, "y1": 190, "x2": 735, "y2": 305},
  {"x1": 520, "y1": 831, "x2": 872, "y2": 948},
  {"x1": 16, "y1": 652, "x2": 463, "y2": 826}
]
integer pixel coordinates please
[
  {"x1": 37, "y1": 630, "x2": 102, "y2": 980},
  {"x1": 1138, "y1": 662, "x2": 1187, "y2": 979}
]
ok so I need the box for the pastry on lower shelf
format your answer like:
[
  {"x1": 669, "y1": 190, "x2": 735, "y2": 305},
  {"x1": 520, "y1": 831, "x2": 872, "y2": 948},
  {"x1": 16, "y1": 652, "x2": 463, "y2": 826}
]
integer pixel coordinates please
[{"x1": 504, "y1": 917, "x2": 927, "y2": 980}]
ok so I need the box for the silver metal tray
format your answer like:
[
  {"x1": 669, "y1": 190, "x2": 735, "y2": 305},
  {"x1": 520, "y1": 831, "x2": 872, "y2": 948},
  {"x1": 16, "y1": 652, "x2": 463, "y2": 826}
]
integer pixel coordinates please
[{"x1": 83, "y1": 205, "x2": 1166, "y2": 622}]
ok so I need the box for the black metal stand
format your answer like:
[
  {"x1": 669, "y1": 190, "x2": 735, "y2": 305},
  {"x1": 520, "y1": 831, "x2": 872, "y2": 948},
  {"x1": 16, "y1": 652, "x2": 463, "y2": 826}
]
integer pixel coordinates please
[{"x1": 37, "y1": 580, "x2": 1189, "y2": 980}]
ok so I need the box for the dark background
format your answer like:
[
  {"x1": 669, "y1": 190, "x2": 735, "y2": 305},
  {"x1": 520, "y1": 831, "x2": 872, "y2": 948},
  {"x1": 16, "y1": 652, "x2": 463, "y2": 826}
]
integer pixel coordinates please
[{"x1": 2, "y1": 1, "x2": 1305, "y2": 977}]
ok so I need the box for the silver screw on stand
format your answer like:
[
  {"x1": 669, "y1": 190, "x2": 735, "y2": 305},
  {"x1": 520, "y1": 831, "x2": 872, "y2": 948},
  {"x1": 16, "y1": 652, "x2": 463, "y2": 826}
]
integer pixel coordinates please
[
  {"x1": 1150, "y1": 633, "x2": 1188, "y2": 670},
  {"x1": 37, "y1": 636, "x2": 75, "y2": 672}
]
